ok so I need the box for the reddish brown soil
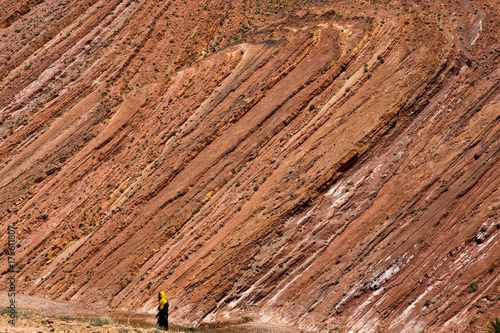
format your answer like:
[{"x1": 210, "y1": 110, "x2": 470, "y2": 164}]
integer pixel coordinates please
[{"x1": 0, "y1": 0, "x2": 499, "y2": 332}]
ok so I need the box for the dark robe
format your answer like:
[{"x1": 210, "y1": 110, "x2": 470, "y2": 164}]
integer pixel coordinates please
[{"x1": 157, "y1": 302, "x2": 169, "y2": 329}]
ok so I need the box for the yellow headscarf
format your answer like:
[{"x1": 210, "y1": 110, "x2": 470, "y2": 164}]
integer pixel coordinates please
[{"x1": 158, "y1": 291, "x2": 168, "y2": 310}]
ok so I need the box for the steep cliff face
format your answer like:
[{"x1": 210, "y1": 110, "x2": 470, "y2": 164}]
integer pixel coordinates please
[{"x1": 0, "y1": 0, "x2": 498, "y2": 331}]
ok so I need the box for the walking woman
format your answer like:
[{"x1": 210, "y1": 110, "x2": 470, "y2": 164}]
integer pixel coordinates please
[{"x1": 156, "y1": 291, "x2": 169, "y2": 330}]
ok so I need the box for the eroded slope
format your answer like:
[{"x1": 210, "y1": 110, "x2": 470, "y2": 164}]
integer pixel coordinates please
[{"x1": 0, "y1": 0, "x2": 499, "y2": 331}]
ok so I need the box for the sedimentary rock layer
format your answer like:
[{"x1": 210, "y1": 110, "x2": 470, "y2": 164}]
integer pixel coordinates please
[{"x1": 0, "y1": 0, "x2": 498, "y2": 331}]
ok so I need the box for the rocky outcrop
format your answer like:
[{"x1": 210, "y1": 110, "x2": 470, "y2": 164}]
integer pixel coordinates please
[{"x1": 0, "y1": 0, "x2": 498, "y2": 331}]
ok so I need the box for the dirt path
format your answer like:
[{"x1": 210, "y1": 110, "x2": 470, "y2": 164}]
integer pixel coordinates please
[
  {"x1": 0, "y1": 293, "x2": 103, "y2": 317},
  {"x1": 0, "y1": 294, "x2": 306, "y2": 333},
  {"x1": 0, "y1": 312, "x2": 166, "y2": 333}
]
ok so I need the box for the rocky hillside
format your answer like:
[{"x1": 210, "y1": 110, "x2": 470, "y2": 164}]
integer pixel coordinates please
[{"x1": 0, "y1": 0, "x2": 499, "y2": 331}]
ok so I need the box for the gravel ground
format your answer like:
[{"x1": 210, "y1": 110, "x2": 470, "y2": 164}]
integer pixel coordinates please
[{"x1": 0, "y1": 312, "x2": 169, "y2": 333}]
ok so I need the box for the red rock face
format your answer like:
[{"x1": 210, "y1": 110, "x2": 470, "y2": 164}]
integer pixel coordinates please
[{"x1": 0, "y1": 0, "x2": 498, "y2": 331}]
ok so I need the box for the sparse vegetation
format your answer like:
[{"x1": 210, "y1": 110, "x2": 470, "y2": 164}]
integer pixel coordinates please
[
  {"x1": 0, "y1": 1, "x2": 496, "y2": 332},
  {"x1": 483, "y1": 318, "x2": 500, "y2": 333},
  {"x1": 90, "y1": 316, "x2": 114, "y2": 326},
  {"x1": 0, "y1": 312, "x2": 161, "y2": 331}
]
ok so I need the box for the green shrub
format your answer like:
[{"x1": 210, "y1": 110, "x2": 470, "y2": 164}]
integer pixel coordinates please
[
  {"x1": 483, "y1": 317, "x2": 500, "y2": 333},
  {"x1": 91, "y1": 316, "x2": 114, "y2": 326},
  {"x1": 469, "y1": 281, "x2": 479, "y2": 293}
]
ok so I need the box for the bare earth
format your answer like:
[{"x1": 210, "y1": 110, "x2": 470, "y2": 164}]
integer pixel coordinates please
[
  {"x1": 0, "y1": 313, "x2": 162, "y2": 333},
  {"x1": 0, "y1": 0, "x2": 499, "y2": 332},
  {"x1": 0, "y1": 293, "x2": 307, "y2": 332}
]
